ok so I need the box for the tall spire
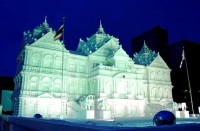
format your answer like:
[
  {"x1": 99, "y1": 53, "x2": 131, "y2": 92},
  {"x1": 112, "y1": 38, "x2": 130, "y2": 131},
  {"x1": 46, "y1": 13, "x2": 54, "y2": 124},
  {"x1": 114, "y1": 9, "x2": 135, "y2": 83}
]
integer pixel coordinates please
[
  {"x1": 44, "y1": 16, "x2": 47, "y2": 23},
  {"x1": 143, "y1": 40, "x2": 146, "y2": 46},
  {"x1": 43, "y1": 16, "x2": 49, "y2": 29},
  {"x1": 143, "y1": 40, "x2": 150, "y2": 54},
  {"x1": 97, "y1": 20, "x2": 105, "y2": 34}
]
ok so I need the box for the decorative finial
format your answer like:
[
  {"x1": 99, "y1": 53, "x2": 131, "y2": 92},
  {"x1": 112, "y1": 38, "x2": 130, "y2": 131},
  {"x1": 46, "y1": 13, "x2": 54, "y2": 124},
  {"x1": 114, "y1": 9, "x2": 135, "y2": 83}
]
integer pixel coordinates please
[
  {"x1": 97, "y1": 20, "x2": 105, "y2": 34},
  {"x1": 100, "y1": 20, "x2": 102, "y2": 28},
  {"x1": 45, "y1": 16, "x2": 47, "y2": 23},
  {"x1": 143, "y1": 40, "x2": 147, "y2": 46}
]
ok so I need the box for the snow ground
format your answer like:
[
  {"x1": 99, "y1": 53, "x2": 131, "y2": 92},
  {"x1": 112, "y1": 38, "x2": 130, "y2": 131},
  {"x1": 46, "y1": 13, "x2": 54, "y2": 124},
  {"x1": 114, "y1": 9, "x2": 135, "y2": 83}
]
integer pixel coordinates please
[{"x1": 1, "y1": 115, "x2": 200, "y2": 131}]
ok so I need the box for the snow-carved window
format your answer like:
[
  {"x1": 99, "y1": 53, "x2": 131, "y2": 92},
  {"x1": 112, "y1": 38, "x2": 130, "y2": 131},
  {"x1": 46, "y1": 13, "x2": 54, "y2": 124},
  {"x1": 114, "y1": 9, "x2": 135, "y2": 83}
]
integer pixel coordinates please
[
  {"x1": 157, "y1": 71, "x2": 162, "y2": 80},
  {"x1": 41, "y1": 77, "x2": 51, "y2": 91},
  {"x1": 54, "y1": 79, "x2": 62, "y2": 92},
  {"x1": 32, "y1": 53, "x2": 40, "y2": 66},
  {"x1": 158, "y1": 88, "x2": 162, "y2": 97},
  {"x1": 151, "y1": 71, "x2": 156, "y2": 80},
  {"x1": 55, "y1": 57, "x2": 62, "y2": 69},
  {"x1": 43, "y1": 55, "x2": 52, "y2": 68},
  {"x1": 30, "y1": 76, "x2": 38, "y2": 90}
]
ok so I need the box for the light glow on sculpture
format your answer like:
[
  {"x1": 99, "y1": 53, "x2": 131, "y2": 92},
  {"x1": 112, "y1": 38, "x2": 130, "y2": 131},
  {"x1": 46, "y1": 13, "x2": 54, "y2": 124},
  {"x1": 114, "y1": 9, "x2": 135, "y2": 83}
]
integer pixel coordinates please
[{"x1": 12, "y1": 18, "x2": 174, "y2": 120}]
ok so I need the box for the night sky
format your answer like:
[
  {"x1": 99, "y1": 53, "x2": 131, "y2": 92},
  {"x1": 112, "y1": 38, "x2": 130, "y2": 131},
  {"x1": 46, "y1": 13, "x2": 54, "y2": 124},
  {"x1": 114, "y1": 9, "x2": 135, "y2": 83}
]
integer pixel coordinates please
[{"x1": 0, "y1": 0, "x2": 200, "y2": 77}]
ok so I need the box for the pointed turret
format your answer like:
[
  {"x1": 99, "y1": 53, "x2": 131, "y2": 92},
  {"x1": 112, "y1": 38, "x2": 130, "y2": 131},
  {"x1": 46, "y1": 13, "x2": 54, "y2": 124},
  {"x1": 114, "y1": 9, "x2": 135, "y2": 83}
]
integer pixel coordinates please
[
  {"x1": 44, "y1": 16, "x2": 47, "y2": 23},
  {"x1": 77, "y1": 20, "x2": 119, "y2": 56},
  {"x1": 142, "y1": 40, "x2": 151, "y2": 54},
  {"x1": 133, "y1": 41, "x2": 157, "y2": 66},
  {"x1": 42, "y1": 16, "x2": 50, "y2": 30},
  {"x1": 97, "y1": 20, "x2": 105, "y2": 34},
  {"x1": 23, "y1": 17, "x2": 50, "y2": 45}
]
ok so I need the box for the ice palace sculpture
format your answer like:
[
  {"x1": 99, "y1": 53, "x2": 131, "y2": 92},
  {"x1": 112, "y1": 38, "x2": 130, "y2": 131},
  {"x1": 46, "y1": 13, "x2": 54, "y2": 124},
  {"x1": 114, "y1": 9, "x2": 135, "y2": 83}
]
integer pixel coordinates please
[{"x1": 12, "y1": 18, "x2": 174, "y2": 119}]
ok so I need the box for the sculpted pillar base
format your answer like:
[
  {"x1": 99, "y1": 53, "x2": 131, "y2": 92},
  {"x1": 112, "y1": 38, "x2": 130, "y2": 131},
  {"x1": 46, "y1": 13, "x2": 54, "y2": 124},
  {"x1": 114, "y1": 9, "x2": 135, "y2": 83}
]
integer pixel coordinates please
[
  {"x1": 95, "y1": 111, "x2": 111, "y2": 120},
  {"x1": 175, "y1": 110, "x2": 189, "y2": 118}
]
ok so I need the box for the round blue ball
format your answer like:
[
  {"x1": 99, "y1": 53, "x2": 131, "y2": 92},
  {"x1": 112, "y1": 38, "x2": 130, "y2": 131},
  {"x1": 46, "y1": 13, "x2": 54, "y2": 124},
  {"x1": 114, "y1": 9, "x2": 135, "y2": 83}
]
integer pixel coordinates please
[
  {"x1": 153, "y1": 110, "x2": 176, "y2": 126},
  {"x1": 33, "y1": 113, "x2": 43, "y2": 119}
]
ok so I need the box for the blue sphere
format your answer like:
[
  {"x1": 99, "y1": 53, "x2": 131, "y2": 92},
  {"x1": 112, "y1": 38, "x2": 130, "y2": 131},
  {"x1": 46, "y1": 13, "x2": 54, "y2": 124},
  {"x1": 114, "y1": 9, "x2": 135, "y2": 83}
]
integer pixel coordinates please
[
  {"x1": 33, "y1": 113, "x2": 43, "y2": 119},
  {"x1": 153, "y1": 110, "x2": 176, "y2": 126}
]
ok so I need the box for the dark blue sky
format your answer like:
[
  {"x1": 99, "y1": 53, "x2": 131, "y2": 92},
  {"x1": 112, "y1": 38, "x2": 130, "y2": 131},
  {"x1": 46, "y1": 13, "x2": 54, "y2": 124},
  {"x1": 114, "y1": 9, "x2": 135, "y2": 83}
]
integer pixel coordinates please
[{"x1": 0, "y1": 0, "x2": 200, "y2": 77}]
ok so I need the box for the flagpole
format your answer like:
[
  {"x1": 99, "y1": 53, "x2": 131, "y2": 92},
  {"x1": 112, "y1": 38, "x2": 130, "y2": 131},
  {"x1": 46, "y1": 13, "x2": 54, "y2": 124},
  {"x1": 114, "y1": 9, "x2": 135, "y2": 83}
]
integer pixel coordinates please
[
  {"x1": 62, "y1": 17, "x2": 65, "y2": 96},
  {"x1": 183, "y1": 47, "x2": 195, "y2": 116},
  {"x1": 62, "y1": 17, "x2": 65, "y2": 46},
  {"x1": 61, "y1": 17, "x2": 65, "y2": 118}
]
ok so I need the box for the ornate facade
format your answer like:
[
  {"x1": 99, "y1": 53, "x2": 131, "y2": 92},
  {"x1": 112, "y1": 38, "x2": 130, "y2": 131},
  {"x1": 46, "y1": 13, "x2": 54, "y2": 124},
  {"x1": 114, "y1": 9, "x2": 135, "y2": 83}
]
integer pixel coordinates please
[{"x1": 12, "y1": 18, "x2": 173, "y2": 119}]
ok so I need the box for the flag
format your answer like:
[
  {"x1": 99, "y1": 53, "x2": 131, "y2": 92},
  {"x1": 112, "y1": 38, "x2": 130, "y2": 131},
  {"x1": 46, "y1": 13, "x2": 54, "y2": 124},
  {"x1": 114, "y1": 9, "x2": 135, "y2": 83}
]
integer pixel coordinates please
[
  {"x1": 54, "y1": 24, "x2": 64, "y2": 41},
  {"x1": 179, "y1": 49, "x2": 185, "y2": 68}
]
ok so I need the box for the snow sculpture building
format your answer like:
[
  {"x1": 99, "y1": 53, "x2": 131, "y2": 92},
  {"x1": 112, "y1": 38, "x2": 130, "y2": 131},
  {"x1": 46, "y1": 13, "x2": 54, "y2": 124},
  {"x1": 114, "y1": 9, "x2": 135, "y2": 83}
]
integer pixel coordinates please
[{"x1": 12, "y1": 18, "x2": 173, "y2": 119}]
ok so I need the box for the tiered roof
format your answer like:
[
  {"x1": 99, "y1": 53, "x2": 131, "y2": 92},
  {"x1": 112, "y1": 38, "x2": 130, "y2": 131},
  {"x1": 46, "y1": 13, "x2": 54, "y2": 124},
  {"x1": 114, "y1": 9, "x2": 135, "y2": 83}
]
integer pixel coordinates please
[
  {"x1": 23, "y1": 17, "x2": 51, "y2": 45},
  {"x1": 133, "y1": 41, "x2": 158, "y2": 66}
]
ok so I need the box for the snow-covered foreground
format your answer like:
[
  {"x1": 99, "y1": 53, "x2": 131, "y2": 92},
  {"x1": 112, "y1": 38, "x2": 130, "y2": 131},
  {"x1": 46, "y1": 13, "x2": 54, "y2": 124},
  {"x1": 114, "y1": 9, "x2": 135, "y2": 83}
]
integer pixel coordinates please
[
  {"x1": 64, "y1": 117, "x2": 200, "y2": 127},
  {"x1": 1, "y1": 115, "x2": 200, "y2": 131}
]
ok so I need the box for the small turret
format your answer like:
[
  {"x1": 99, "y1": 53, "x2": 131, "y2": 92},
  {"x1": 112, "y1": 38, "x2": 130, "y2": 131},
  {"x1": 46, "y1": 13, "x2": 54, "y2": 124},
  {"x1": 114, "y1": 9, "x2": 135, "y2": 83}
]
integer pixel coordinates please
[
  {"x1": 133, "y1": 40, "x2": 157, "y2": 66},
  {"x1": 97, "y1": 20, "x2": 105, "y2": 34},
  {"x1": 23, "y1": 17, "x2": 50, "y2": 45},
  {"x1": 142, "y1": 40, "x2": 151, "y2": 55}
]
